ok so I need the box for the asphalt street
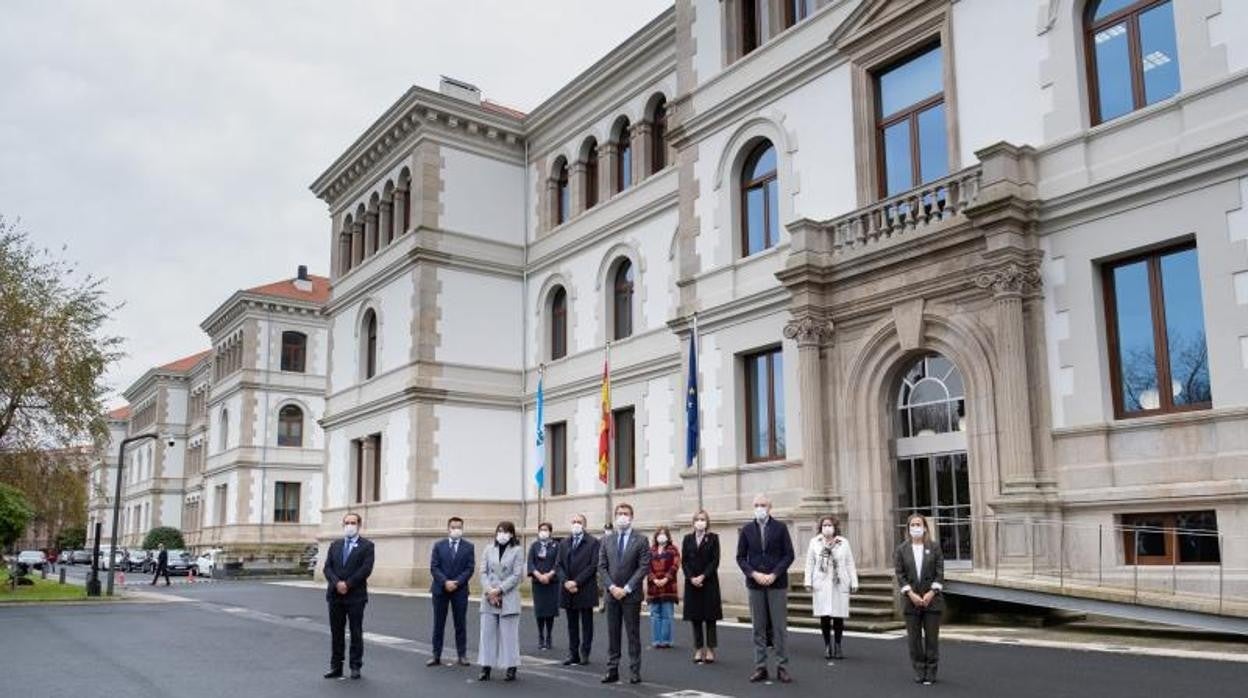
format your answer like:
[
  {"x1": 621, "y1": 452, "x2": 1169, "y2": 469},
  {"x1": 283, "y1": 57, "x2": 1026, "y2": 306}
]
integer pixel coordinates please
[{"x1": 1, "y1": 578, "x2": 1241, "y2": 698}]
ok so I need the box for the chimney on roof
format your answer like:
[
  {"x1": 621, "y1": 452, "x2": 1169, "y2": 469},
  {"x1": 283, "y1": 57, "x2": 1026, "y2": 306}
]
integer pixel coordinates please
[
  {"x1": 440, "y1": 76, "x2": 481, "y2": 105},
  {"x1": 294, "y1": 265, "x2": 312, "y2": 292}
]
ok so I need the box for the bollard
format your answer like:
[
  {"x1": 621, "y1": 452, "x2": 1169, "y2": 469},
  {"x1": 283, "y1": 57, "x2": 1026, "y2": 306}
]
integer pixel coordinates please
[
  {"x1": 59, "y1": 567, "x2": 66, "y2": 585},
  {"x1": 41, "y1": 565, "x2": 48, "y2": 580}
]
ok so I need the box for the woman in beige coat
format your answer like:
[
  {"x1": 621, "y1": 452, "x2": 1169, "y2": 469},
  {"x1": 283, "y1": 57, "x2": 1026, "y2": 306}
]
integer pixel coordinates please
[{"x1": 804, "y1": 516, "x2": 858, "y2": 660}]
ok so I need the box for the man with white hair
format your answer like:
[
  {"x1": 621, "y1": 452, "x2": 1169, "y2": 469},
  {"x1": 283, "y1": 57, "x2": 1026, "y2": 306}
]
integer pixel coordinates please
[{"x1": 736, "y1": 494, "x2": 795, "y2": 683}]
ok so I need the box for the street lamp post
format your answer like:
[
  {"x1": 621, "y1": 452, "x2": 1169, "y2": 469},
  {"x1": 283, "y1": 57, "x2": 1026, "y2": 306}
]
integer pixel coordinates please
[{"x1": 107, "y1": 432, "x2": 164, "y2": 596}]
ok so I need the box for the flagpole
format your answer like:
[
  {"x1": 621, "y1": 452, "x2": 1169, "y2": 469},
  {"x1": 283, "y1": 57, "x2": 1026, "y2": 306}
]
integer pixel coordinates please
[
  {"x1": 537, "y1": 363, "x2": 545, "y2": 526},
  {"x1": 693, "y1": 313, "x2": 703, "y2": 513},
  {"x1": 603, "y1": 341, "x2": 612, "y2": 529}
]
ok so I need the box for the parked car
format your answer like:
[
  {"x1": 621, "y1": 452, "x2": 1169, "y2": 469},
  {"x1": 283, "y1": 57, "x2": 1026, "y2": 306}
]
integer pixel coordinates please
[
  {"x1": 71, "y1": 550, "x2": 92, "y2": 565},
  {"x1": 99, "y1": 548, "x2": 126, "y2": 571},
  {"x1": 16, "y1": 550, "x2": 46, "y2": 570},
  {"x1": 58, "y1": 550, "x2": 72, "y2": 565},
  {"x1": 196, "y1": 549, "x2": 224, "y2": 578},
  {"x1": 164, "y1": 550, "x2": 193, "y2": 576},
  {"x1": 126, "y1": 549, "x2": 150, "y2": 572}
]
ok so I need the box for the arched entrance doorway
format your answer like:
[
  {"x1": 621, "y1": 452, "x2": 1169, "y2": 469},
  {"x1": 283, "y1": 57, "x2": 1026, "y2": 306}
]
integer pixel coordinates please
[{"x1": 894, "y1": 353, "x2": 973, "y2": 566}]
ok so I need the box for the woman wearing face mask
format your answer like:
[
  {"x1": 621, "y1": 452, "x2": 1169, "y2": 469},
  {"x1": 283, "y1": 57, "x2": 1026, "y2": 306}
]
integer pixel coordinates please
[
  {"x1": 894, "y1": 514, "x2": 944, "y2": 686},
  {"x1": 527, "y1": 522, "x2": 560, "y2": 651},
  {"x1": 804, "y1": 516, "x2": 858, "y2": 660},
  {"x1": 478, "y1": 521, "x2": 523, "y2": 682},
  {"x1": 681, "y1": 510, "x2": 722, "y2": 664},
  {"x1": 645, "y1": 526, "x2": 680, "y2": 649}
]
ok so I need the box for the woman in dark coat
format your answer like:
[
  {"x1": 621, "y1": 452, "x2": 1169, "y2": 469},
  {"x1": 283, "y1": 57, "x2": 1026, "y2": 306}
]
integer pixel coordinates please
[
  {"x1": 681, "y1": 509, "x2": 723, "y2": 664},
  {"x1": 527, "y1": 521, "x2": 560, "y2": 650}
]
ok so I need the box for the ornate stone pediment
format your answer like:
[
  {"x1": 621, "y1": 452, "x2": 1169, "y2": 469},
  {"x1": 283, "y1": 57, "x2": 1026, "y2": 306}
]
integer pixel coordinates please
[{"x1": 829, "y1": 0, "x2": 949, "y2": 51}]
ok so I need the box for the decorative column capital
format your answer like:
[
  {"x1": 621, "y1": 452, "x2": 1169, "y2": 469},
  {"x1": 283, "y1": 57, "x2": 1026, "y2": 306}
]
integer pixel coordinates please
[
  {"x1": 783, "y1": 315, "x2": 835, "y2": 347},
  {"x1": 975, "y1": 261, "x2": 1041, "y2": 298}
]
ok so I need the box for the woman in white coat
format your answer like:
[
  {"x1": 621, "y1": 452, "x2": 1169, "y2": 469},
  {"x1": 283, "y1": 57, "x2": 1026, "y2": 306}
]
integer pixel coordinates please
[{"x1": 804, "y1": 516, "x2": 858, "y2": 660}]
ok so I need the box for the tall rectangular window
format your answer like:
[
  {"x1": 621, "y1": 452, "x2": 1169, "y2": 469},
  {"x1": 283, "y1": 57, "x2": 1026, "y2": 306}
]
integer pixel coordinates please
[
  {"x1": 876, "y1": 44, "x2": 947, "y2": 197},
  {"x1": 745, "y1": 348, "x2": 786, "y2": 462},
  {"x1": 280, "y1": 331, "x2": 307, "y2": 373},
  {"x1": 369, "y1": 434, "x2": 382, "y2": 502},
  {"x1": 1086, "y1": 0, "x2": 1180, "y2": 124},
  {"x1": 214, "y1": 484, "x2": 228, "y2": 526},
  {"x1": 274, "y1": 482, "x2": 301, "y2": 523},
  {"x1": 548, "y1": 422, "x2": 567, "y2": 496},
  {"x1": 352, "y1": 439, "x2": 365, "y2": 504},
  {"x1": 1104, "y1": 244, "x2": 1211, "y2": 418},
  {"x1": 613, "y1": 407, "x2": 635, "y2": 490}
]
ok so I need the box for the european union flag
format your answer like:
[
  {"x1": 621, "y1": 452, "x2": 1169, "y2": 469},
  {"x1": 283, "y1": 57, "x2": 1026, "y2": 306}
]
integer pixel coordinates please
[{"x1": 685, "y1": 328, "x2": 698, "y2": 469}]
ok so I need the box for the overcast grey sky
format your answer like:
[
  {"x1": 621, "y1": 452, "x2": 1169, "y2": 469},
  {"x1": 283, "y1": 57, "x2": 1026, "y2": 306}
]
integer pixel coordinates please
[{"x1": 0, "y1": 0, "x2": 670, "y2": 406}]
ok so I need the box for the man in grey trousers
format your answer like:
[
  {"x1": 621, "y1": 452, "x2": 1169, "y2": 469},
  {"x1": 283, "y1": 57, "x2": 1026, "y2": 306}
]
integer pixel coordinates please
[
  {"x1": 736, "y1": 493, "x2": 795, "y2": 684},
  {"x1": 598, "y1": 502, "x2": 650, "y2": 685}
]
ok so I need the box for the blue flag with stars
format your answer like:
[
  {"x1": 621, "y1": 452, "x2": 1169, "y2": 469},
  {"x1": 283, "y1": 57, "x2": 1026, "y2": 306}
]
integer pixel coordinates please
[
  {"x1": 535, "y1": 375, "x2": 545, "y2": 490},
  {"x1": 685, "y1": 329, "x2": 699, "y2": 469}
]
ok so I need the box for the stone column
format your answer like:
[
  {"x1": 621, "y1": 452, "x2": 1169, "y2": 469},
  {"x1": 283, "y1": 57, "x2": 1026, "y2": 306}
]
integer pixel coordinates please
[
  {"x1": 783, "y1": 314, "x2": 842, "y2": 514},
  {"x1": 393, "y1": 189, "x2": 409, "y2": 237},
  {"x1": 338, "y1": 233, "x2": 351, "y2": 275},
  {"x1": 570, "y1": 162, "x2": 588, "y2": 217},
  {"x1": 545, "y1": 178, "x2": 559, "y2": 229},
  {"x1": 976, "y1": 261, "x2": 1042, "y2": 492},
  {"x1": 379, "y1": 200, "x2": 394, "y2": 247},
  {"x1": 350, "y1": 222, "x2": 364, "y2": 267},
  {"x1": 632, "y1": 121, "x2": 653, "y2": 183},
  {"x1": 364, "y1": 210, "x2": 378, "y2": 257},
  {"x1": 598, "y1": 142, "x2": 617, "y2": 198}
]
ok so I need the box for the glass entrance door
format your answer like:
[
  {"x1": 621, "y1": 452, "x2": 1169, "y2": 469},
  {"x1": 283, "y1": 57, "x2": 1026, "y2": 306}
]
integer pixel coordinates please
[{"x1": 896, "y1": 452, "x2": 972, "y2": 563}]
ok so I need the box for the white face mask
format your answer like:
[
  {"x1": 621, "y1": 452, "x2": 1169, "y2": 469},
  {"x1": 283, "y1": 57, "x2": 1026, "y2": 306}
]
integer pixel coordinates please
[
  {"x1": 343, "y1": 524, "x2": 358, "y2": 538},
  {"x1": 538, "y1": 530, "x2": 550, "y2": 540},
  {"x1": 822, "y1": 525, "x2": 836, "y2": 537},
  {"x1": 570, "y1": 523, "x2": 584, "y2": 535},
  {"x1": 656, "y1": 535, "x2": 668, "y2": 545},
  {"x1": 615, "y1": 515, "x2": 631, "y2": 530},
  {"x1": 448, "y1": 528, "x2": 462, "y2": 540},
  {"x1": 496, "y1": 532, "x2": 512, "y2": 545},
  {"x1": 693, "y1": 520, "x2": 707, "y2": 532},
  {"x1": 909, "y1": 526, "x2": 925, "y2": 540},
  {"x1": 754, "y1": 506, "x2": 769, "y2": 522}
]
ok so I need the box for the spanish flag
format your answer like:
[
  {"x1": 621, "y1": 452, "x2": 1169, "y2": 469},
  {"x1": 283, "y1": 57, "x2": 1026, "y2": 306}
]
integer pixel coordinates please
[{"x1": 597, "y1": 355, "x2": 611, "y2": 485}]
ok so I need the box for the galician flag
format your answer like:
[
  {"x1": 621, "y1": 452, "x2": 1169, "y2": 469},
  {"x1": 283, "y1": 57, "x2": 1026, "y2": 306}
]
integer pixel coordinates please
[
  {"x1": 597, "y1": 356, "x2": 611, "y2": 485},
  {"x1": 534, "y1": 373, "x2": 545, "y2": 491},
  {"x1": 685, "y1": 327, "x2": 699, "y2": 469}
]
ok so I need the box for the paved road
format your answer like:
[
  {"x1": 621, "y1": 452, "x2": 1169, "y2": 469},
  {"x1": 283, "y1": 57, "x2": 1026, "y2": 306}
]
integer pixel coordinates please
[{"x1": 1, "y1": 580, "x2": 1240, "y2": 698}]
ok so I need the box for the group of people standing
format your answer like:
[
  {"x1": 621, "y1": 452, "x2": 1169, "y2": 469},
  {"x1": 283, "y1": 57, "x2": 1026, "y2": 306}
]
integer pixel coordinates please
[{"x1": 322, "y1": 499, "x2": 947, "y2": 687}]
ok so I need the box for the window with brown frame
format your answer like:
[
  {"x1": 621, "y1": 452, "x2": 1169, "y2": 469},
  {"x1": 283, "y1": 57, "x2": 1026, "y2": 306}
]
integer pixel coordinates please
[
  {"x1": 547, "y1": 422, "x2": 567, "y2": 496},
  {"x1": 744, "y1": 347, "x2": 786, "y2": 462},
  {"x1": 1085, "y1": 0, "x2": 1180, "y2": 125},
  {"x1": 784, "y1": 0, "x2": 814, "y2": 28},
  {"x1": 1122, "y1": 511, "x2": 1220, "y2": 565},
  {"x1": 616, "y1": 122, "x2": 632, "y2": 194},
  {"x1": 875, "y1": 43, "x2": 948, "y2": 198},
  {"x1": 651, "y1": 98, "x2": 667, "y2": 173},
  {"x1": 280, "y1": 330, "x2": 307, "y2": 373},
  {"x1": 352, "y1": 439, "x2": 365, "y2": 504},
  {"x1": 612, "y1": 259, "x2": 634, "y2": 340},
  {"x1": 550, "y1": 286, "x2": 567, "y2": 360},
  {"x1": 1103, "y1": 243, "x2": 1211, "y2": 419},
  {"x1": 554, "y1": 159, "x2": 570, "y2": 225},
  {"x1": 613, "y1": 406, "x2": 635, "y2": 490},
  {"x1": 369, "y1": 433, "x2": 382, "y2": 502},
  {"x1": 277, "y1": 405, "x2": 303, "y2": 447},
  {"x1": 740, "y1": 140, "x2": 779, "y2": 257},
  {"x1": 741, "y1": 0, "x2": 763, "y2": 56},
  {"x1": 584, "y1": 141, "x2": 599, "y2": 210},
  {"x1": 362, "y1": 310, "x2": 378, "y2": 380},
  {"x1": 274, "y1": 481, "x2": 301, "y2": 523}
]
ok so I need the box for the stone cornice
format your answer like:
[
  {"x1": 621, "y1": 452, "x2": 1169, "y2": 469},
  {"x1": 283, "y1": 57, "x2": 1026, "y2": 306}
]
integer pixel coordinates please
[{"x1": 201, "y1": 291, "x2": 325, "y2": 339}]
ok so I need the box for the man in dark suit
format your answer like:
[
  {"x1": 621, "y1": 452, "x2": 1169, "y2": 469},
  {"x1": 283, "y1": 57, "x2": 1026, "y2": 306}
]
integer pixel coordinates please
[
  {"x1": 736, "y1": 494, "x2": 795, "y2": 684},
  {"x1": 895, "y1": 514, "x2": 946, "y2": 685},
  {"x1": 598, "y1": 503, "x2": 650, "y2": 685},
  {"x1": 428, "y1": 516, "x2": 474, "y2": 667},
  {"x1": 557, "y1": 512, "x2": 599, "y2": 666},
  {"x1": 323, "y1": 512, "x2": 375, "y2": 680},
  {"x1": 150, "y1": 544, "x2": 170, "y2": 586}
]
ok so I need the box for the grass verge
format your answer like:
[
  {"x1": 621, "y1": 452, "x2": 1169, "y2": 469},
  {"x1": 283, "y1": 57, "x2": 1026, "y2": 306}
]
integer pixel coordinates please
[{"x1": 0, "y1": 569, "x2": 89, "y2": 603}]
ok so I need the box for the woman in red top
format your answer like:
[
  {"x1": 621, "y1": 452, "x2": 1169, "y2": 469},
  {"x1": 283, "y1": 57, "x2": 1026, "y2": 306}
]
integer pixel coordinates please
[{"x1": 646, "y1": 526, "x2": 680, "y2": 648}]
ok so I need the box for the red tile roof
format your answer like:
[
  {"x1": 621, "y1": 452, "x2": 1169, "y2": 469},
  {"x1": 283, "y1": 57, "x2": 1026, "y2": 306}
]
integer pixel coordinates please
[
  {"x1": 481, "y1": 99, "x2": 527, "y2": 120},
  {"x1": 159, "y1": 349, "x2": 213, "y2": 373},
  {"x1": 246, "y1": 274, "x2": 331, "y2": 304},
  {"x1": 107, "y1": 405, "x2": 131, "y2": 420}
]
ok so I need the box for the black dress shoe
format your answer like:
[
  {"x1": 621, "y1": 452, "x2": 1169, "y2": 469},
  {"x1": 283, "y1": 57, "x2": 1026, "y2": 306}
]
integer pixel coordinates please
[
  {"x1": 323, "y1": 669, "x2": 343, "y2": 679},
  {"x1": 478, "y1": 667, "x2": 491, "y2": 681},
  {"x1": 562, "y1": 656, "x2": 580, "y2": 666},
  {"x1": 456, "y1": 657, "x2": 471, "y2": 667},
  {"x1": 601, "y1": 671, "x2": 620, "y2": 684},
  {"x1": 504, "y1": 667, "x2": 517, "y2": 681},
  {"x1": 350, "y1": 669, "x2": 361, "y2": 680},
  {"x1": 426, "y1": 657, "x2": 442, "y2": 667},
  {"x1": 776, "y1": 667, "x2": 792, "y2": 684},
  {"x1": 629, "y1": 675, "x2": 642, "y2": 685},
  {"x1": 749, "y1": 668, "x2": 769, "y2": 683},
  {"x1": 833, "y1": 643, "x2": 843, "y2": 660}
]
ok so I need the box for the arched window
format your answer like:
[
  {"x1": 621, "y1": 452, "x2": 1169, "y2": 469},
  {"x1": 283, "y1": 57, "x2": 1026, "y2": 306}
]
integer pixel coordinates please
[
  {"x1": 398, "y1": 168, "x2": 412, "y2": 234},
  {"x1": 612, "y1": 259, "x2": 634, "y2": 340},
  {"x1": 278, "y1": 405, "x2": 304, "y2": 447},
  {"x1": 341, "y1": 214, "x2": 355, "y2": 274},
  {"x1": 650, "y1": 97, "x2": 668, "y2": 174},
  {"x1": 362, "y1": 309, "x2": 378, "y2": 380},
  {"x1": 554, "y1": 159, "x2": 570, "y2": 226},
  {"x1": 584, "y1": 139, "x2": 599, "y2": 210},
  {"x1": 550, "y1": 286, "x2": 568, "y2": 360},
  {"x1": 1085, "y1": 0, "x2": 1179, "y2": 125},
  {"x1": 741, "y1": 0, "x2": 764, "y2": 56},
  {"x1": 740, "y1": 140, "x2": 779, "y2": 257},
  {"x1": 280, "y1": 331, "x2": 307, "y2": 373},
  {"x1": 616, "y1": 121, "x2": 632, "y2": 194},
  {"x1": 219, "y1": 408, "x2": 229, "y2": 452},
  {"x1": 896, "y1": 354, "x2": 966, "y2": 437}
]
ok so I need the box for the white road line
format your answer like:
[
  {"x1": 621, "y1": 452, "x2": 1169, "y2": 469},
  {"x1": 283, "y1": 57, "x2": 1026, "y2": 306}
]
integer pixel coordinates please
[{"x1": 940, "y1": 631, "x2": 1248, "y2": 663}]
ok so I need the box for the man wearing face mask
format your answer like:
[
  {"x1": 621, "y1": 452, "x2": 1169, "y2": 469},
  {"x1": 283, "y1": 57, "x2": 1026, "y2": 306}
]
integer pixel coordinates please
[
  {"x1": 428, "y1": 516, "x2": 475, "y2": 667},
  {"x1": 323, "y1": 512, "x2": 375, "y2": 680},
  {"x1": 736, "y1": 494, "x2": 795, "y2": 684},
  {"x1": 597, "y1": 503, "x2": 651, "y2": 685},
  {"x1": 557, "y1": 513, "x2": 600, "y2": 666}
]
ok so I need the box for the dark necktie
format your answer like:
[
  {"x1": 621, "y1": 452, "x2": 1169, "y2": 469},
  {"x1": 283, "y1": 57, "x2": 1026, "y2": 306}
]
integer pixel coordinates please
[
  {"x1": 573, "y1": 535, "x2": 581, "y2": 549},
  {"x1": 342, "y1": 539, "x2": 352, "y2": 566},
  {"x1": 618, "y1": 532, "x2": 626, "y2": 558},
  {"x1": 451, "y1": 541, "x2": 458, "y2": 558}
]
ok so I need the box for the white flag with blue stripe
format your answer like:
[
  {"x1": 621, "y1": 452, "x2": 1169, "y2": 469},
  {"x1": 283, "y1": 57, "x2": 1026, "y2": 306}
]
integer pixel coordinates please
[{"x1": 534, "y1": 375, "x2": 545, "y2": 491}]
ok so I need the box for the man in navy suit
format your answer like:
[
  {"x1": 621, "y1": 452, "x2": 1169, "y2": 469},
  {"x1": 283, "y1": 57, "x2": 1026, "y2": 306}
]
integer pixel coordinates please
[
  {"x1": 737, "y1": 494, "x2": 795, "y2": 684},
  {"x1": 428, "y1": 516, "x2": 475, "y2": 667},
  {"x1": 323, "y1": 512, "x2": 375, "y2": 680}
]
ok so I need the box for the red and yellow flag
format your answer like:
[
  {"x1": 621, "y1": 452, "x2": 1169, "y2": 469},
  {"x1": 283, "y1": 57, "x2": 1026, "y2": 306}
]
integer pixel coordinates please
[{"x1": 597, "y1": 356, "x2": 611, "y2": 484}]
